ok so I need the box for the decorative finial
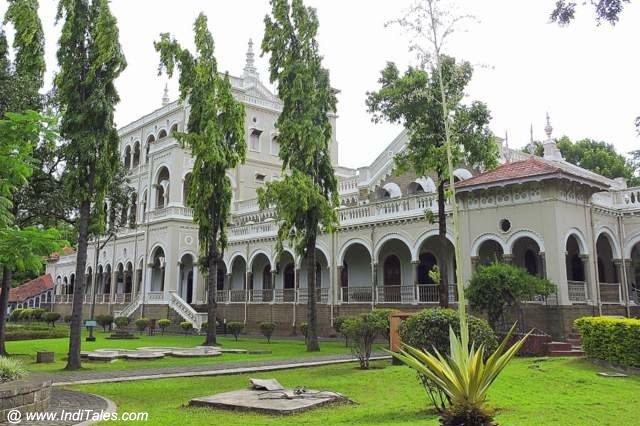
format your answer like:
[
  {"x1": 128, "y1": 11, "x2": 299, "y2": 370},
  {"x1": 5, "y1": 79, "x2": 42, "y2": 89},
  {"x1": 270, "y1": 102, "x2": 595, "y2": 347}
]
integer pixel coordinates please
[
  {"x1": 162, "y1": 83, "x2": 170, "y2": 106},
  {"x1": 243, "y1": 38, "x2": 258, "y2": 80},
  {"x1": 544, "y1": 112, "x2": 553, "y2": 139},
  {"x1": 530, "y1": 123, "x2": 534, "y2": 144},
  {"x1": 503, "y1": 130, "x2": 511, "y2": 163}
]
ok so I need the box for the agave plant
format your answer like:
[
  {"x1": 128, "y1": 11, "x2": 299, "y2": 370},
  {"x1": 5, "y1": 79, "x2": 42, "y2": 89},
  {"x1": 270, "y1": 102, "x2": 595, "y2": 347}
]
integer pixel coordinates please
[{"x1": 391, "y1": 323, "x2": 530, "y2": 425}]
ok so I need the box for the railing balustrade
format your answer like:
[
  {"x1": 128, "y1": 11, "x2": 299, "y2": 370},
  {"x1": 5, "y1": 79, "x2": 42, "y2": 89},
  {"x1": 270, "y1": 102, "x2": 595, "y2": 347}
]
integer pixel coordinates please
[
  {"x1": 340, "y1": 286, "x2": 374, "y2": 304},
  {"x1": 568, "y1": 280, "x2": 588, "y2": 303},
  {"x1": 599, "y1": 282, "x2": 622, "y2": 304}
]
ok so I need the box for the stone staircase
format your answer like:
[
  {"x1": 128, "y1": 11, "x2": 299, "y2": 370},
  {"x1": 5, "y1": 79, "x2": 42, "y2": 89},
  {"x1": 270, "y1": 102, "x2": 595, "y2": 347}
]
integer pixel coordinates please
[{"x1": 545, "y1": 332, "x2": 584, "y2": 357}]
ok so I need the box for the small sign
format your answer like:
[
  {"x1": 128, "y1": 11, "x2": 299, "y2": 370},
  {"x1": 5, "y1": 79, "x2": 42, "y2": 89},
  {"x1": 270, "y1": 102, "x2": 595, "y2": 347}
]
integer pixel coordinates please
[{"x1": 84, "y1": 320, "x2": 97, "y2": 328}]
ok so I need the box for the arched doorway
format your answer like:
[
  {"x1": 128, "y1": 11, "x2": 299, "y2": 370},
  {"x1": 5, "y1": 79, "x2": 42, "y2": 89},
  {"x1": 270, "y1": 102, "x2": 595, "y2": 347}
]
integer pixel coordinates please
[
  {"x1": 477, "y1": 239, "x2": 504, "y2": 266},
  {"x1": 565, "y1": 235, "x2": 587, "y2": 302},
  {"x1": 596, "y1": 234, "x2": 620, "y2": 303},
  {"x1": 155, "y1": 167, "x2": 170, "y2": 209},
  {"x1": 377, "y1": 238, "x2": 412, "y2": 303},
  {"x1": 276, "y1": 251, "x2": 296, "y2": 302},
  {"x1": 299, "y1": 249, "x2": 329, "y2": 304},
  {"x1": 179, "y1": 254, "x2": 194, "y2": 303},
  {"x1": 249, "y1": 252, "x2": 271, "y2": 302},
  {"x1": 512, "y1": 237, "x2": 544, "y2": 278},
  {"x1": 150, "y1": 247, "x2": 166, "y2": 292},
  {"x1": 341, "y1": 242, "x2": 372, "y2": 303}
]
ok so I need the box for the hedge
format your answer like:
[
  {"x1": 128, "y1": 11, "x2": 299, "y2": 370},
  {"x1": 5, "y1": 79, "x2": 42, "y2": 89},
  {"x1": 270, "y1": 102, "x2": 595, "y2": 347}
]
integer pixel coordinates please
[
  {"x1": 4, "y1": 324, "x2": 68, "y2": 341},
  {"x1": 575, "y1": 316, "x2": 640, "y2": 368}
]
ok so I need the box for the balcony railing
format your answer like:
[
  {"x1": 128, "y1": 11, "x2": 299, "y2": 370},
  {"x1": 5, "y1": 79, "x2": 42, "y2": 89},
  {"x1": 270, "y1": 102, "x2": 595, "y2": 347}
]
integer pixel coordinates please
[
  {"x1": 568, "y1": 280, "x2": 588, "y2": 303},
  {"x1": 147, "y1": 206, "x2": 194, "y2": 222},
  {"x1": 340, "y1": 286, "x2": 374, "y2": 304}
]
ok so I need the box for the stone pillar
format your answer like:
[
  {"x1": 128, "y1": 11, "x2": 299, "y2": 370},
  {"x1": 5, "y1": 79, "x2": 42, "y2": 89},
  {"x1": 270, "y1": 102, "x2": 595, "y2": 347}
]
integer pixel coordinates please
[
  {"x1": 613, "y1": 259, "x2": 625, "y2": 304},
  {"x1": 471, "y1": 256, "x2": 480, "y2": 272},
  {"x1": 539, "y1": 253, "x2": 547, "y2": 279},
  {"x1": 371, "y1": 261, "x2": 378, "y2": 306},
  {"x1": 336, "y1": 265, "x2": 343, "y2": 304},
  {"x1": 580, "y1": 254, "x2": 592, "y2": 302},
  {"x1": 503, "y1": 254, "x2": 514, "y2": 265}
]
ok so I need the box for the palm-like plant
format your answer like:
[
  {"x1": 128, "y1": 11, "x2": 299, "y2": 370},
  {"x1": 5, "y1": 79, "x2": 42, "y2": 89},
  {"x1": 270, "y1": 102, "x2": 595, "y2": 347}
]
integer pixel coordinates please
[{"x1": 392, "y1": 324, "x2": 529, "y2": 423}]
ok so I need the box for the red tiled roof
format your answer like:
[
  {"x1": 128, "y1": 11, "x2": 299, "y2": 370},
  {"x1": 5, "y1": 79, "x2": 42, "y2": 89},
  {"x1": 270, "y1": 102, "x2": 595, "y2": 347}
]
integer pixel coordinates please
[
  {"x1": 8, "y1": 274, "x2": 54, "y2": 303},
  {"x1": 455, "y1": 156, "x2": 607, "y2": 190}
]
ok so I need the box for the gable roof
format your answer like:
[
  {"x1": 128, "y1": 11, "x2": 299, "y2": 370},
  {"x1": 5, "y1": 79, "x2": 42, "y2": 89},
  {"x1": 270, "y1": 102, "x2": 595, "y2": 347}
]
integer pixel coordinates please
[
  {"x1": 455, "y1": 156, "x2": 615, "y2": 192},
  {"x1": 8, "y1": 274, "x2": 54, "y2": 303}
]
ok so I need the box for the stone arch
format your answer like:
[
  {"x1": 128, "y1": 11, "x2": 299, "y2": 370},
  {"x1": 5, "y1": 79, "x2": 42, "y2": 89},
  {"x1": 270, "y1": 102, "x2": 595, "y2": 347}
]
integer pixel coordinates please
[
  {"x1": 470, "y1": 233, "x2": 508, "y2": 257},
  {"x1": 248, "y1": 249, "x2": 273, "y2": 271},
  {"x1": 225, "y1": 251, "x2": 245, "y2": 272},
  {"x1": 157, "y1": 128, "x2": 168, "y2": 139},
  {"x1": 624, "y1": 231, "x2": 640, "y2": 259},
  {"x1": 132, "y1": 141, "x2": 141, "y2": 167},
  {"x1": 453, "y1": 168, "x2": 473, "y2": 181},
  {"x1": 506, "y1": 230, "x2": 545, "y2": 255},
  {"x1": 413, "y1": 229, "x2": 454, "y2": 261},
  {"x1": 595, "y1": 226, "x2": 621, "y2": 259},
  {"x1": 338, "y1": 238, "x2": 373, "y2": 265},
  {"x1": 564, "y1": 228, "x2": 589, "y2": 255},
  {"x1": 123, "y1": 144, "x2": 132, "y2": 169},
  {"x1": 374, "y1": 232, "x2": 414, "y2": 262},
  {"x1": 382, "y1": 182, "x2": 401, "y2": 199},
  {"x1": 154, "y1": 165, "x2": 171, "y2": 209}
]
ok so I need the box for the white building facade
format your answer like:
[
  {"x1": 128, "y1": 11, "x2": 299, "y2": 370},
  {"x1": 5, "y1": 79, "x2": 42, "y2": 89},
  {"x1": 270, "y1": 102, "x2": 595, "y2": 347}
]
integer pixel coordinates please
[{"x1": 47, "y1": 44, "x2": 640, "y2": 338}]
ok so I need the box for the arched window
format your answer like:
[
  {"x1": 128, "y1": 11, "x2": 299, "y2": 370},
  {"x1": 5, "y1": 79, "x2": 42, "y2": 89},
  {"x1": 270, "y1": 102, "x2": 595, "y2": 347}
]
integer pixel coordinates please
[
  {"x1": 145, "y1": 135, "x2": 155, "y2": 164},
  {"x1": 270, "y1": 135, "x2": 279, "y2": 156},
  {"x1": 170, "y1": 124, "x2": 178, "y2": 135},
  {"x1": 418, "y1": 252, "x2": 438, "y2": 284},
  {"x1": 262, "y1": 265, "x2": 272, "y2": 290},
  {"x1": 183, "y1": 173, "x2": 192, "y2": 206},
  {"x1": 129, "y1": 193, "x2": 137, "y2": 228},
  {"x1": 158, "y1": 129, "x2": 167, "y2": 139},
  {"x1": 155, "y1": 167, "x2": 170, "y2": 209},
  {"x1": 249, "y1": 129, "x2": 261, "y2": 152},
  {"x1": 132, "y1": 141, "x2": 140, "y2": 167},
  {"x1": 141, "y1": 190, "x2": 148, "y2": 222},
  {"x1": 123, "y1": 145, "x2": 132, "y2": 169}
]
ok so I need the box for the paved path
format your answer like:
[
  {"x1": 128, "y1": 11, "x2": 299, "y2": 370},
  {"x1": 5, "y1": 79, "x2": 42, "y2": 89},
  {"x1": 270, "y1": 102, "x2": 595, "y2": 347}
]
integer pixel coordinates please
[
  {"x1": 20, "y1": 389, "x2": 115, "y2": 426},
  {"x1": 33, "y1": 353, "x2": 391, "y2": 386}
]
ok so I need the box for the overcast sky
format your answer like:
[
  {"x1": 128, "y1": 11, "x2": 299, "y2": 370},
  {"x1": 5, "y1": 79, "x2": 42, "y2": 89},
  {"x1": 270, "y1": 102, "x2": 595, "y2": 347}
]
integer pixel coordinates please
[{"x1": 1, "y1": 0, "x2": 639, "y2": 168}]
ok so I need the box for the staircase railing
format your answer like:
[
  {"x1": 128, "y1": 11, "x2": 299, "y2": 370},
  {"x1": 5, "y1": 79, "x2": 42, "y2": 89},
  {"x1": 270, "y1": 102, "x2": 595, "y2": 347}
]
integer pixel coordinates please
[
  {"x1": 168, "y1": 290, "x2": 207, "y2": 330},
  {"x1": 113, "y1": 293, "x2": 143, "y2": 318}
]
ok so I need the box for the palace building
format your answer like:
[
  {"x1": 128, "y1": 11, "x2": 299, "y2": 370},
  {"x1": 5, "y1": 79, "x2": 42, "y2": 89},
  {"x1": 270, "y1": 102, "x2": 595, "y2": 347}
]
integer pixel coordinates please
[{"x1": 46, "y1": 41, "x2": 640, "y2": 338}]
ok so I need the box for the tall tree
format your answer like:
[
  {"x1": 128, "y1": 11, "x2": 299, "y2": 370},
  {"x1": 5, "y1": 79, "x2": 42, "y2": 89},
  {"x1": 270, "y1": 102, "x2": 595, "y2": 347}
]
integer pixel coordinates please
[
  {"x1": 367, "y1": 56, "x2": 498, "y2": 307},
  {"x1": 528, "y1": 136, "x2": 639, "y2": 186},
  {"x1": 260, "y1": 0, "x2": 338, "y2": 352},
  {"x1": 155, "y1": 13, "x2": 246, "y2": 346},
  {"x1": 56, "y1": 0, "x2": 126, "y2": 370},
  {"x1": 551, "y1": 0, "x2": 630, "y2": 25}
]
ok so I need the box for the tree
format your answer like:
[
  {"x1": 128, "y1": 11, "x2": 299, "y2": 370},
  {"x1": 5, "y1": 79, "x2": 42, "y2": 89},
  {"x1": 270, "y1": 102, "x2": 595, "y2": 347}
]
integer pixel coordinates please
[
  {"x1": 367, "y1": 57, "x2": 498, "y2": 308},
  {"x1": 467, "y1": 263, "x2": 555, "y2": 330},
  {"x1": 551, "y1": 0, "x2": 630, "y2": 25},
  {"x1": 56, "y1": 0, "x2": 126, "y2": 370},
  {"x1": 529, "y1": 136, "x2": 639, "y2": 186},
  {"x1": 155, "y1": 13, "x2": 246, "y2": 346},
  {"x1": 259, "y1": 0, "x2": 339, "y2": 352}
]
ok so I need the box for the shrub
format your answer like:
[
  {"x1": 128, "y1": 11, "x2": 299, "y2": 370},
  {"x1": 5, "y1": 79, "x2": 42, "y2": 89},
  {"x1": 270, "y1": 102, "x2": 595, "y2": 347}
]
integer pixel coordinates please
[
  {"x1": 575, "y1": 316, "x2": 640, "y2": 367},
  {"x1": 114, "y1": 316, "x2": 130, "y2": 329},
  {"x1": 135, "y1": 318, "x2": 149, "y2": 334},
  {"x1": 0, "y1": 357, "x2": 27, "y2": 383},
  {"x1": 20, "y1": 309, "x2": 34, "y2": 322},
  {"x1": 300, "y1": 322, "x2": 308, "y2": 342},
  {"x1": 341, "y1": 312, "x2": 388, "y2": 369},
  {"x1": 63, "y1": 314, "x2": 72, "y2": 323},
  {"x1": 180, "y1": 321, "x2": 193, "y2": 335},
  {"x1": 467, "y1": 263, "x2": 555, "y2": 330},
  {"x1": 370, "y1": 309, "x2": 393, "y2": 342},
  {"x1": 96, "y1": 315, "x2": 114, "y2": 332},
  {"x1": 43, "y1": 312, "x2": 61, "y2": 327},
  {"x1": 158, "y1": 319, "x2": 171, "y2": 335},
  {"x1": 333, "y1": 316, "x2": 348, "y2": 346},
  {"x1": 32, "y1": 308, "x2": 45, "y2": 321},
  {"x1": 259, "y1": 322, "x2": 276, "y2": 343},
  {"x1": 9, "y1": 309, "x2": 23, "y2": 322},
  {"x1": 4, "y1": 325, "x2": 68, "y2": 341},
  {"x1": 227, "y1": 321, "x2": 244, "y2": 341},
  {"x1": 399, "y1": 308, "x2": 497, "y2": 356}
]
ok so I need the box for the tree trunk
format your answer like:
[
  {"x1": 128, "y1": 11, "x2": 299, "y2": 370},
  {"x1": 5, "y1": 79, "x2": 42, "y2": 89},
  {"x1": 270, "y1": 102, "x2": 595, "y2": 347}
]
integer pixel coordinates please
[
  {"x1": 65, "y1": 199, "x2": 90, "y2": 370},
  {"x1": 306, "y1": 237, "x2": 320, "y2": 352},
  {"x1": 203, "y1": 242, "x2": 218, "y2": 346},
  {"x1": 0, "y1": 266, "x2": 12, "y2": 356},
  {"x1": 437, "y1": 180, "x2": 449, "y2": 308}
]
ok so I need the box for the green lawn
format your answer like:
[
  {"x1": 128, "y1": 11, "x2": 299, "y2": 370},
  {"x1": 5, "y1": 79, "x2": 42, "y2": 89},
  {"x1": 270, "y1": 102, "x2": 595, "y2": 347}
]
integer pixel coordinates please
[
  {"x1": 74, "y1": 357, "x2": 640, "y2": 426},
  {"x1": 6, "y1": 330, "x2": 352, "y2": 374}
]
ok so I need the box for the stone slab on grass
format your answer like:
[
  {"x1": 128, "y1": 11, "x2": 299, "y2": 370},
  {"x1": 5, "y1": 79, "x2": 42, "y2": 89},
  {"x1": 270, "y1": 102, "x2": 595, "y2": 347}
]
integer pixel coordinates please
[{"x1": 189, "y1": 389, "x2": 348, "y2": 415}]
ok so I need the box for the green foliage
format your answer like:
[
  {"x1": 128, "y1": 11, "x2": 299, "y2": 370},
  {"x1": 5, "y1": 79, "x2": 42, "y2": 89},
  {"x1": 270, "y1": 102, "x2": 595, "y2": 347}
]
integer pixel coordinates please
[
  {"x1": 43, "y1": 312, "x2": 61, "y2": 327},
  {"x1": 399, "y1": 308, "x2": 497, "y2": 356},
  {"x1": 157, "y1": 319, "x2": 171, "y2": 335},
  {"x1": 0, "y1": 356, "x2": 27, "y2": 383},
  {"x1": 467, "y1": 263, "x2": 555, "y2": 329},
  {"x1": 226, "y1": 321, "x2": 244, "y2": 341},
  {"x1": 0, "y1": 225, "x2": 65, "y2": 275},
  {"x1": 180, "y1": 321, "x2": 193, "y2": 335},
  {"x1": 19, "y1": 308, "x2": 34, "y2": 321},
  {"x1": 341, "y1": 312, "x2": 388, "y2": 369},
  {"x1": 259, "y1": 322, "x2": 277, "y2": 343},
  {"x1": 333, "y1": 316, "x2": 348, "y2": 346},
  {"x1": 392, "y1": 325, "x2": 529, "y2": 424},
  {"x1": 369, "y1": 309, "x2": 393, "y2": 341},
  {"x1": 575, "y1": 316, "x2": 640, "y2": 367},
  {"x1": 551, "y1": 0, "x2": 629, "y2": 26},
  {"x1": 5, "y1": 324, "x2": 67, "y2": 340},
  {"x1": 9, "y1": 309, "x2": 23, "y2": 322},
  {"x1": 134, "y1": 318, "x2": 149, "y2": 333},
  {"x1": 96, "y1": 315, "x2": 113, "y2": 332},
  {"x1": 114, "y1": 316, "x2": 130, "y2": 329},
  {"x1": 31, "y1": 308, "x2": 44, "y2": 321}
]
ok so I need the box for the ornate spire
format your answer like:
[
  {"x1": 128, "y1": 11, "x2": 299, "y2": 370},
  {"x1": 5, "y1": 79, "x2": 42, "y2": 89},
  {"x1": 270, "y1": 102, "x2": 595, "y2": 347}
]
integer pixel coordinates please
[
  {"x1": 243, "y1": 38, "x2": 258, "y2": 81},
  {"x1": 503, "y1": 130, "x2": 511, "y2": 163},
  {"x1": 162, "y1": 83, "x2": 170, "y2": 106},
  {"x1": 542, "y1": 112, "x2": 562, "y2": 161}
]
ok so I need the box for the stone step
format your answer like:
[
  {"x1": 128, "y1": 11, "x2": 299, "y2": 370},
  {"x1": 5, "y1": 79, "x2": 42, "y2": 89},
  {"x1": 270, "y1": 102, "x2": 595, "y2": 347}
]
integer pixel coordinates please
[
  {"x1": 548, "y1": 349, "x2": 584, "y2": 357},
  {"x1": 546, "y1": 341, "x2": 572, "y2": 352},
  {"x1": 566, "y1": 338, "x2": 582, "y2": 346}
]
